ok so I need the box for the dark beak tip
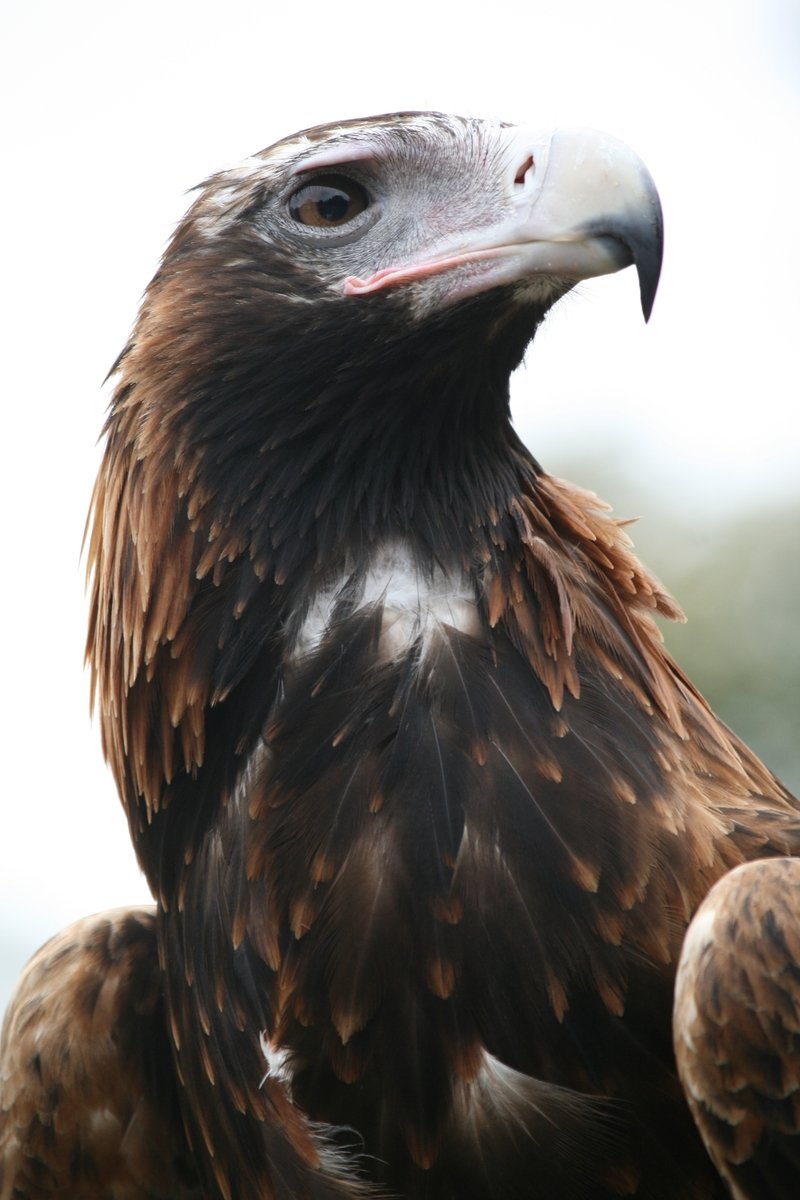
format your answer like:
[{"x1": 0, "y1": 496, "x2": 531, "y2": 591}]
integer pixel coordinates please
[
  {"x1": 637, "y1": 236, "x2": 663, "y2": 322},
  {"x1": 637, "y1": 199, "x2": 664, "y2": 324},
  {"x1": 640, "y1": 273, "x2": 659, "y2": 323}
]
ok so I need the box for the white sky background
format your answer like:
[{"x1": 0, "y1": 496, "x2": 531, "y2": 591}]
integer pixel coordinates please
[{"x1": 1, "y1": 0, "x2": 798, "y2": 1012}]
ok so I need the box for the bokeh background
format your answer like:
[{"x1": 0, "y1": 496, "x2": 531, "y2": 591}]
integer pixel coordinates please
[{"x1": 2, "y1": 0, "x2": 798, "y2": 1014}]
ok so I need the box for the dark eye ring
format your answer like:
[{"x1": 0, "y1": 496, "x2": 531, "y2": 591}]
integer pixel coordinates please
[{"x1": 288, "y1": 174, "x2": 369, "y2": 229}]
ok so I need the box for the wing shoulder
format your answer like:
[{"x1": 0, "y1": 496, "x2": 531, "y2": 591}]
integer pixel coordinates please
[
  {"x1": 674, "y1": 858, "x2": 800, "y2": 1199},
  {"x1": 0, "y1": 907, "x2": 199, "y2": 1199}
]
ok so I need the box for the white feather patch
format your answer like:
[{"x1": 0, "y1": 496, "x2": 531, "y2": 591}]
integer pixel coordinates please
[
  {"x1": 259, "y1": 1031, "x2": 291, "y2": 1085},
  {"x1": 292, "y1": 540, "x2": 479, "y2": 663}
]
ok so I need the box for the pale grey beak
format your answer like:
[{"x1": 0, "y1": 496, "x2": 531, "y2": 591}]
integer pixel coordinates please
[{"x1": 500, "y1": 126, "x2": 664, "y2": 321}]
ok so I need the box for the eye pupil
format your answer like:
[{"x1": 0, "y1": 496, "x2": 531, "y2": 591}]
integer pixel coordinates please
[
  {"x1": 289, "y1": 174, "x2": 369, "y2": 229},
  {"x1": 316, "y1": 188, "x2": 351, "y2": 223}
]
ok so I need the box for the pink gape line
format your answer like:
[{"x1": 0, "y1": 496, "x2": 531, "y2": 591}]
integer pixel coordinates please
[{"x1": 343, "y1": 245, "x2": 512, "y2": 295}]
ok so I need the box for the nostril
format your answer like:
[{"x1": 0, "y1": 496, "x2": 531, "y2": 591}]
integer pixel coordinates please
[{"x1": 514, "y1": 155, "x2": 535, "y2": 187}]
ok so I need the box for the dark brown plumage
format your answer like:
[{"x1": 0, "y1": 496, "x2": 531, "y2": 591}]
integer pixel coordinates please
[{"x1": 1, "y1": 111, "x2": 798, "y2": 1200}]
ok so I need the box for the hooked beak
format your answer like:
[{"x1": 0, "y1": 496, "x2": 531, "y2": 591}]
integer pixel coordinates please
[{"x1": 345, "y1": 126, "x2": 663, "y2": 322}]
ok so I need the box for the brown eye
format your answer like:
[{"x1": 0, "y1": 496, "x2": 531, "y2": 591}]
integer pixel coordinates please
[{"x1": 289, "y1": 174, "x2": 369, "y2": 228}]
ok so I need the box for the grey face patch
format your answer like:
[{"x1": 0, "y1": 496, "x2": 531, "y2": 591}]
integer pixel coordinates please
[{"x1": 188, "y1": 114, "x2": 515, "y2": 300}]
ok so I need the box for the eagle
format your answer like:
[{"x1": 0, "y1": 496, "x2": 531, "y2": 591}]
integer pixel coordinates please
[{"x1": 1, "y1": 111, "x2": 798, "y2": 1200}]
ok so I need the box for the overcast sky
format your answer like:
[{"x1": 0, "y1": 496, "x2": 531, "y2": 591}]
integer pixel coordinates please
[{"x1": 1, "y1": 0, "x2": 798, "y2": 1012}]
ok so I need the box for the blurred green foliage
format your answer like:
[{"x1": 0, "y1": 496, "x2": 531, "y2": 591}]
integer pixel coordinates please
[{"x1": 550, "y1": 449, "x2": 800, "y2": 794}]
